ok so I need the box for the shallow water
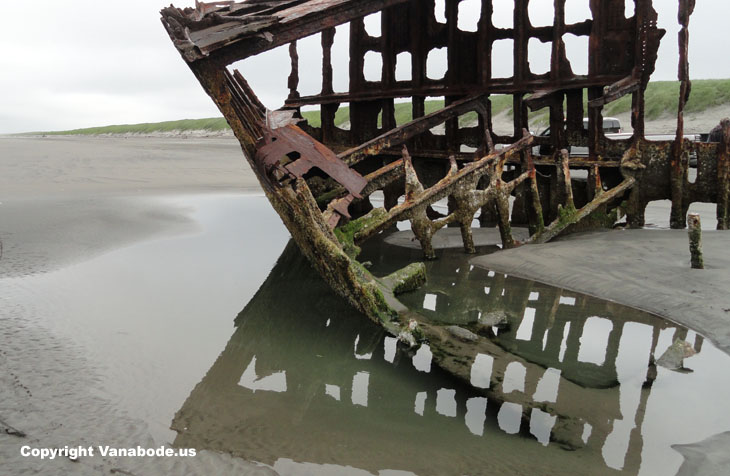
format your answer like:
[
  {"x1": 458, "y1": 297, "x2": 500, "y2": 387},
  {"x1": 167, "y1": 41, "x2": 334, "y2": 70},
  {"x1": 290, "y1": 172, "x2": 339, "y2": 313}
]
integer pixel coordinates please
[
  {"x1": 3, "y1": 194, "x2": 730, "y2": 475},
  {"x1": 2, "y1": 194, "x2": 289, "y2": 443}
]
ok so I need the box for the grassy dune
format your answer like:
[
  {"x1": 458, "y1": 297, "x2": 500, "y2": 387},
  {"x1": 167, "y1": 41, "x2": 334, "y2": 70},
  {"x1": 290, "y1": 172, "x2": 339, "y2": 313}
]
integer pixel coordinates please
[
  {"x1": 36, "y1": 118, "x2": 230, "y2": 136},
  {"x1": 605, "y1": 79, "x2": 730, "y2": 118},
  {"x1": 300, "y1": 95, "x2": 513, "y2": 128},
  {"x1": 35, "y1": 79, "x2": 730, "y2": 135}
]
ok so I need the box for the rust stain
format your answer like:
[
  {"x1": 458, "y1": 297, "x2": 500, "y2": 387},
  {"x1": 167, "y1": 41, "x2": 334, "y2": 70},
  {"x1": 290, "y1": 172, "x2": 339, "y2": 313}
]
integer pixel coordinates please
[
  {"x1": 256, "y1": 124, "x2": 367, "y2": 197},
  {"x1": 160, "y1": 0, "x2": 726, "y2": 390}
]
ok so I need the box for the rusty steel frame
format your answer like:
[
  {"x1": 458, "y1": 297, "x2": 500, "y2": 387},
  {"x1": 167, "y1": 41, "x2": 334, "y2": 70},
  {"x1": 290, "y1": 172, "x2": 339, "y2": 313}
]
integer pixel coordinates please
[{"x1": 160, "y1": 0, "x2": 728, "y2": 373}]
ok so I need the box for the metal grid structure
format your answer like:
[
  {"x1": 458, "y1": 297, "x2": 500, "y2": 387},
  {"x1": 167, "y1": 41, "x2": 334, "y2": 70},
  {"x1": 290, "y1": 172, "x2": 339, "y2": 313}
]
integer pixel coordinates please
[
  {"x1": 160, "y1": 0, "x2": 726, "y2": 375},
  {"x1": 285, "y1": 0, "x2": 652, "y2": 156}
]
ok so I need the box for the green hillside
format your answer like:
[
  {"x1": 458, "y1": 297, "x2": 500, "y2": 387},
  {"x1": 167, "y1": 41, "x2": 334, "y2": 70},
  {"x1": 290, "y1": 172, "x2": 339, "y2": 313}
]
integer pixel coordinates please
[
  {"x1": 34, "y1": 79, "x2": 730, "y2": 135},
  {"x1": 605, "y1": 79, "x2": 730, "y2": 119},
  {"x1": 35, "y1": 118, "x2": 231, "y2": 136},
  {"x1": 300, "y1": 94, "x2": 514, "y2": 128}
]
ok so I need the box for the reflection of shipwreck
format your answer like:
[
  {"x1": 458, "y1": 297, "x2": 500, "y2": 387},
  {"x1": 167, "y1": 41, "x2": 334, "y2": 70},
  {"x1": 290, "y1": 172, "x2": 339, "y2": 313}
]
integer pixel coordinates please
[
  {"x1": 172, "y1": 242, "x2": 708, "y2": 474},
  {"x1": 160, "y1": 2, "x2": 727, "y2": 359}
]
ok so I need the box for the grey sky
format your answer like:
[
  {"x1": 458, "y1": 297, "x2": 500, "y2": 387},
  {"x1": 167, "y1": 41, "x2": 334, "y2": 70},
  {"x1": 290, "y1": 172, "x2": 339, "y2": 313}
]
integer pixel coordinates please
[{"x1": 0, "y1": 0, "x2": 727, "y2": 134}]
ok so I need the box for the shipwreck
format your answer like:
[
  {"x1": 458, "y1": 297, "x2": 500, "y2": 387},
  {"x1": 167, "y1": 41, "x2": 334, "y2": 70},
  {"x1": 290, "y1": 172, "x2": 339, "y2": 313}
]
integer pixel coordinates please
[{"x1": 160, "y1": 0, "x2": 727, "y2": 398}]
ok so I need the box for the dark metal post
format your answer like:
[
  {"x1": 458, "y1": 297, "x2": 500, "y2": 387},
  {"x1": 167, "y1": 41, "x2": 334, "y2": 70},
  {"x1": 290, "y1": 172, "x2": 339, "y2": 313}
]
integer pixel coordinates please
[{"x1": 688, "y1": 213, "x2": 703, "y2": 269}]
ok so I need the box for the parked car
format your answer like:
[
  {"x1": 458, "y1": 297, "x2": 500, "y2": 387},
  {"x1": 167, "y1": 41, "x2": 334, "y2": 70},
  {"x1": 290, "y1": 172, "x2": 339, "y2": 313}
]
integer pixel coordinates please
[
  {"x1": 535, "y1": 117, "x2": 701, "y2": 161},
  {"x1": 535, "y1": 117, "x2": 623, "y2": 156},
  {"x1": 538, "y1": 117, "x2": 623, "y2": 138}
]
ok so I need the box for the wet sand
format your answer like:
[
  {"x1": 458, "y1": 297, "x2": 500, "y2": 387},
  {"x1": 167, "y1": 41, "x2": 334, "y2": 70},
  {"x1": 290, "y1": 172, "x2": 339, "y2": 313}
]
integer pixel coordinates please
[
  {"x1": 0, "y1": 135, "x2": 260, "y2": 277},
  {"x1": 470, "y1": 226, "x2": 730, "y2": 354},
  {"x1": 2, "y1": 135, "x2": 730, "y2": 474},
  {"x1": 0, "y1": 137, "x2": 276, "y2": 474},
  {"x1": 0, "y1": 135, "x2": 258, "y2": 199},
  {"x1": 0, "y1": 316, "x2": 277, "y2": 475}
]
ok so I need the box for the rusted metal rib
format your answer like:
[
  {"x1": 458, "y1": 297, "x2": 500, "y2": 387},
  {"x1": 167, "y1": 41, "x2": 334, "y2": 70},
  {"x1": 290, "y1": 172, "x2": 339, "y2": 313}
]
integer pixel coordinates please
[
  {"x1": 353, "y1": 133, "x2": 535, "y2": 245},
  {"x1": 528, "y1": 178, "x2": 636, "y2": 245},
  {"x1": 256, "y1": 124, "x2": 367, "y2": 197},
  {"x1": 164, "y1": 0, "x2": 411, "y2": 64},
  {"x1": 588, "y1": 76, "x2": 641, "y2": 108},
  {"x1": 337, "y1": 95, "x2": 489, "y2": 166},
  {"x1": 160, "y1": 1, "x2": 726, "y2": 368}
]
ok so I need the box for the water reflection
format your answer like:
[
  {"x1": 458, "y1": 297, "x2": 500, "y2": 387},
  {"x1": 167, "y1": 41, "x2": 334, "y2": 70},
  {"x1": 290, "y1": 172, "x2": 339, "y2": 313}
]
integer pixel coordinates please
[{"x1": 173, "y1": 240, "x2": 730, "y2": 475}]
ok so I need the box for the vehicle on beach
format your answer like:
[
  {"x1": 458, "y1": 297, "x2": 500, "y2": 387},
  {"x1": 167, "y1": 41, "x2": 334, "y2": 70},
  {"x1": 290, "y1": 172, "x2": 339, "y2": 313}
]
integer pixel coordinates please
[
  {"x1": 537, "y1": 117, "x2": 702, "y2": 160},
  {"x1": 538, "y1": 117, "x2": 623, "y2": 138},
  {"x1": 536, "y1": 117, "x2": 622, "y2": 156}
]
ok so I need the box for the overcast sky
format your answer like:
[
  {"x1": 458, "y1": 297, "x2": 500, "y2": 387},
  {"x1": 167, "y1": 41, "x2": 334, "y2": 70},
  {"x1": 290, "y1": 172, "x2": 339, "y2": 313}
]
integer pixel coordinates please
[{"x1": 1, "y1": 0, "x2": 727, "y2": 134}]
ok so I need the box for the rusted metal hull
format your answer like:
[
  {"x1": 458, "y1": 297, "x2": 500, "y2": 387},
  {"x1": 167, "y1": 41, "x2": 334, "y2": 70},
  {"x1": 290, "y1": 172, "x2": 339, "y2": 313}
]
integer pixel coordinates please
[{"x1": 160, "y1": 0, "x2": 728, "y2": 371}]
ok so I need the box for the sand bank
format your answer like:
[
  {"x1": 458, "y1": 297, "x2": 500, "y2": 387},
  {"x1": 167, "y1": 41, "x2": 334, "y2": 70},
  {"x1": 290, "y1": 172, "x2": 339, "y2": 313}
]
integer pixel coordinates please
[
  {"x1": 471, "y1": 229, "x2": 730, "y2": 355},
  {"x1": 0, "y1": 135, "x2": 262, "y2": 277},
  {"x1": 0, "y1": 135, "x2": 258, "y2": 199},
  {"x1": 0, "y1": 196, "x2": 197, "y2": 277}
]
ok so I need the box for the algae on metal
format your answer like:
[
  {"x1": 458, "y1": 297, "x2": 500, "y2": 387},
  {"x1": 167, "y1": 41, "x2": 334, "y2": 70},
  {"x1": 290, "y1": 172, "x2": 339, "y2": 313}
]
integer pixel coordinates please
[
  {"x1": 381, "y1": 262, "x2": 427, "y2": 295},
  {"x1": 159, "y1": 2, "x2": 730, "y2": 426}
]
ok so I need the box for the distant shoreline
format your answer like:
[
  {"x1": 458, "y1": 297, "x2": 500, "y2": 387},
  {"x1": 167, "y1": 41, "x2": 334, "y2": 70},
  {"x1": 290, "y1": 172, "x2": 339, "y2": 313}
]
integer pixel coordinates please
[
  {"x1": 0, "y1": 135, "x2": 258, "y2": 200},
  {"x1": 15, "y1": 79, "x2": 730, "y2": 137},
  {"x1": 15, "y1": 105, "x2": 730, "y2": 140}
]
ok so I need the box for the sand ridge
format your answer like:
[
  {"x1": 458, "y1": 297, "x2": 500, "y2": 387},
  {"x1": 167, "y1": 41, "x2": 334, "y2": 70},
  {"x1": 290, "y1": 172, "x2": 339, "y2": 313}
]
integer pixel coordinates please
[{"x1": 471, "y1": 228, "x2": 730, "y2": 354}]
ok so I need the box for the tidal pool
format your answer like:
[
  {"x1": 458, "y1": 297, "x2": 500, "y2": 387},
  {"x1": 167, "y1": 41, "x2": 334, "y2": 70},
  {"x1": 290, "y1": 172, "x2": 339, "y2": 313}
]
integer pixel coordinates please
[
  {"x1": 174, "y1": 233, "x2": 730, "y2": 476},
  {"x1": 4, "y1": 194, "x2": 730, "y2": 475}
]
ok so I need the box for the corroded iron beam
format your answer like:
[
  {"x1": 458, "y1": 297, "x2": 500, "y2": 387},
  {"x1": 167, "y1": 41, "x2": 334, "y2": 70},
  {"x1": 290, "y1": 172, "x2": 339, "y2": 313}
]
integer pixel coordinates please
[
  {"x1": 160, "y1": 1, "x2": 726, "y2": 390},
  {"x1": 161, "y1": 0, "x2": 411, "y2": 64},
  {"x1": 352, "y1": 133, "x2": 534, "y2": 246},
  {"x1": 337, "y1": 94, "x2": 489, "y2": 166}
]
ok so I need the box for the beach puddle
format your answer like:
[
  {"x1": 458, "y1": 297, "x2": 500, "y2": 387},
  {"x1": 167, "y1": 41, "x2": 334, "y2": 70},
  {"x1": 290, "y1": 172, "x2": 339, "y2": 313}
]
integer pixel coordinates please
[
  {"x1": 173, "y1": 232, "x2": 730, "y2": 475},
  {"x1": 3, "y1": 194, "x2": 730, "y2": 475},
  {"x1": 1, "y1": 194, "x2": 289, "y2": 444}
]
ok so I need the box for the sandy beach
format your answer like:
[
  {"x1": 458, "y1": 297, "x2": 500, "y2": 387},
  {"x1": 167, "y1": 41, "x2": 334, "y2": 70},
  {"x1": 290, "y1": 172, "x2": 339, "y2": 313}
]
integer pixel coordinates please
[
  {"x1": 0, "y1": 135, "x2": 262, "y2": 278},
  {"x1": 2, "y1": 135, "x2": 730, "y2": 475},
  {"x1": 0, "y1": 135, "x2": 258, "y2": 199},
  {"x1": 0, "y1": 136, "x2": 279, "y2": 474}
]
